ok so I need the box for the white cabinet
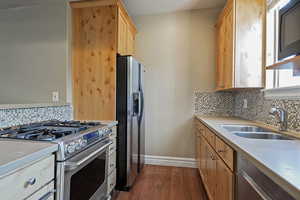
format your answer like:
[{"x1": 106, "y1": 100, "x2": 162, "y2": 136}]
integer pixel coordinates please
[
  {"x1": 0, "y1": 155, "x2": 55, "y2": 200},
  {"x1": 26, "y1": 181, "x2": 55, "y2": 200}
]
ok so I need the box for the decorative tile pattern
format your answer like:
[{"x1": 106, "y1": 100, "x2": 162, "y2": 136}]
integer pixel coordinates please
[
  {"x1": 194, "y1": 90, "x2": 300, "y2": 132},
  {"x1": 194, "y1": 91, "x2": 235, "y2": 117},
  {"x1": 0, "y1": 105, "x2": 72, "y2": 128},
  {"x1": 234, "y1": 90, "x2": 300, "y2": 132}
]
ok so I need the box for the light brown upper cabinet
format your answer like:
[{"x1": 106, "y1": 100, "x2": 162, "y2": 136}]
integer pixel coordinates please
[
  {"x1": 70, "y1": 0, "x2": 137, "y2": 121},
  {"x1": 216, "y1": 0, "x2": 266, "y2": 91},
  {"x1": 118, "y1": 7, "x2": 136, "y2": 56}
]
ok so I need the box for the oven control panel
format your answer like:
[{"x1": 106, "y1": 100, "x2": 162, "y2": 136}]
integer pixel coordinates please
[{"x1": 64, "y1": 128, "x2": 112, "y2": 155}]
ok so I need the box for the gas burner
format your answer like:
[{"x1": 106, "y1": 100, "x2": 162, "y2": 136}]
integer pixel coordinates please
[
  {"x1": 44, "y1": 120, "x2": 101, "y2": 128},
  {"x1": 42, "y1": 120, "x2": 102, "y2": 132},
  {"x1": 0, "y1": 119, "x2": 115, "y2": 163},
  {"x1": 0, "y1": 127, "x2": 75, "y2": 141},
  {"x1": 0, "y1": 120, "x2": 105, "y2": 142}
]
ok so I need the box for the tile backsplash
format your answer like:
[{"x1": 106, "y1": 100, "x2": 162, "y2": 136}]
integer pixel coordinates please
[
  {"x1": 0, "y1": 104, "x2": 72, "y2": 128},
  {"x1": 234, "y1": 90, "x2": 300, "y2": 132},
  {"x1": 194, "y1": 91, "x2": 234, "y2": 117},
  {"x1": 194, "y1": 90, "x2": 300, "y2": 132}
]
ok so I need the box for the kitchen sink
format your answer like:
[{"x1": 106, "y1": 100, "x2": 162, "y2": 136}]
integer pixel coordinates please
[
  {"x1": 234, "y1": 132, "x2": 293, "y2": 140},
  {"x1": 220, "y1": 124, "x2": 272, "y2": 132},
  {"x1": 220, "y1": 124, "x2": 295, "y2": 140}
]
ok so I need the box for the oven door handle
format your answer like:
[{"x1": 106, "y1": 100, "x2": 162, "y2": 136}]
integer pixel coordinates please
[{"x1": 65, "y1": 142, "x2": 112, "y2": 171}]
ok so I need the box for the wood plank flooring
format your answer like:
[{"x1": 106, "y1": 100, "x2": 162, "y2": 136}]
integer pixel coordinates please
[{"x1": 116, "y1": 165, "x2": 208, "y2": 200}]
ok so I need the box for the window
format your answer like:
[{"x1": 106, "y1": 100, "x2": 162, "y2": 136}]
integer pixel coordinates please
[{"x1": 265, "y1": 0, "x2": 300, "y2": 94}]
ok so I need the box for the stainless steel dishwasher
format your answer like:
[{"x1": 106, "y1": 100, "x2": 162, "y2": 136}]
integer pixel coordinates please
[{"x1": 236, "y1": 154, "x2": 295, "y2": 200}]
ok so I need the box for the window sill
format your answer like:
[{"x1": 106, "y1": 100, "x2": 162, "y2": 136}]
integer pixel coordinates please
[{"x1": 262, "y1": 86, "x2": 300, "y2": 99}]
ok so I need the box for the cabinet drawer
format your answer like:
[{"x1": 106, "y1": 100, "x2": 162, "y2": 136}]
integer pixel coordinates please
[
  {"x1": 205, "y1": 128, "x2": 216, "y2": 149},
  {"x1": 216, "y1": 137, "x2": 234, "y2": 171},
  {"x1": 108, "y1": 152, "x2": 116, "y2": 174},
  {"x1": 107, "y1": 169, "x2": 116, "y2": 195},
  {"x1": 26, "y1": 181, "x2": 55, "y2": 200},
  {"x1": 0, "y1": 155, "x2": 55, "y2": 200}
]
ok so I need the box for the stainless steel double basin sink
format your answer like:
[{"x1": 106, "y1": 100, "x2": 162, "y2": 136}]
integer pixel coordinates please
[{"x1": 220, "y1": 124, "x2": 294, "y2": 140}]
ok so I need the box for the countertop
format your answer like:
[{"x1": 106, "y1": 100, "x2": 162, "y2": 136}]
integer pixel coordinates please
[
  {"x1": 195, "y1": 115, "x2": 300, "y2": 199},
  {"x1": 0, "y1": 140, "x2": 58, "y2": 178}
]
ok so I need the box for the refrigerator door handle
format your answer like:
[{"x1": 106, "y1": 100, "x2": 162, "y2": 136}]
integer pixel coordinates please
[
  {"x1": 138, "y1": 91, "x2": 142, "y2": 117},
  {"x1": 132, "y1": 92, "x2": 140, "y2": 117}
]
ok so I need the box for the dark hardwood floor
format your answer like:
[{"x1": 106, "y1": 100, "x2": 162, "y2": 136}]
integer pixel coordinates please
[{"x1": 116, "y1": 165, "x2": 208, "y2": 200}]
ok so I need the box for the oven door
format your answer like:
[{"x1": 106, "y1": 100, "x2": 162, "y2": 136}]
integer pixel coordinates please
[{"x1": 63, "y1": 139, "x2": 111, "y2": 200}]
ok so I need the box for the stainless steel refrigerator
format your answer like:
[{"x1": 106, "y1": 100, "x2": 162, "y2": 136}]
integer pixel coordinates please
[{"x1": 116, "y1": 55, "x2": 145, "y2": 191}]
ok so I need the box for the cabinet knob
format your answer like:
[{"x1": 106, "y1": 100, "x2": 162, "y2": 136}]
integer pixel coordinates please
[{"x1": 25, "y1": 177, "x2": 36, "y2": 187}]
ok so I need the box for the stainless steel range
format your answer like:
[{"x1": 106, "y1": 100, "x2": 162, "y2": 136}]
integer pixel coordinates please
[{"x1": 0, "y1": 120, "x2": 117, "y2": 200}]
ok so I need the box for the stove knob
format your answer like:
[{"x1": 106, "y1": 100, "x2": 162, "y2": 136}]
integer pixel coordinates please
[
  {"x1": 66, "y1": 143, "x2": 76, "y2": 154},
  {"x1": 75, "y1": 140, "x2": 81, "y2": 151},
  {"x1": 80, "y1": 139, "x2": 88, "y2": 147}
]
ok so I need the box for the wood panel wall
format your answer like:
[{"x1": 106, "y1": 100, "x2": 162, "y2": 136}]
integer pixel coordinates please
[{"x1": 72, "y1": 5, "x2": 117, "y2": 120}]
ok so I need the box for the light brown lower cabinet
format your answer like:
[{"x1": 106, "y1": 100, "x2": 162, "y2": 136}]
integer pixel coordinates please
[
  {"x1": 216, "y1": 157, "x2": 234, "y2": 200},
  {"x1": 195, "y1": 119, "x2": 234, "y2": 200},
  {"x1": 206, "y1": 141, "x2": 217, "y2": 199}
]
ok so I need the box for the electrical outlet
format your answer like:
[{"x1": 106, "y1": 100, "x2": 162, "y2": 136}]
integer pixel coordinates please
[
  {"x1": 243, "y1": 99, "x2": 248, "y2": 109},
  {"x1": 52, "y1": 91, "x2": 59, "y2": 102}
]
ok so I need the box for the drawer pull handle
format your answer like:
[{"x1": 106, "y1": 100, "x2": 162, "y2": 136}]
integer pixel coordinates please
[
  {"x1": 218, "y1": 149, "x2": 227, "y2": 153},
  {"x1": 38, "y1": 189, "x2": 56, "y2": 200},
  {"x1": 25, "y1": 178, "x2": 36, "y2": 187}
]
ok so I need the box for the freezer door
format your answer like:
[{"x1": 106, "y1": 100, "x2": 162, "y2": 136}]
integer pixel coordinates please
[
  {"x1": 138, "y1": 64, "x2": 145, "y2": 172},
  {"x1": 126, "y1": 57, "x2": 140, "y2": 188}
]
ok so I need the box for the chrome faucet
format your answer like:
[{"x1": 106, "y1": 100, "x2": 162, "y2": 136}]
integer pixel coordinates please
[{"x1": 269, "y1": 107, "x2": 288, "y2": 131}]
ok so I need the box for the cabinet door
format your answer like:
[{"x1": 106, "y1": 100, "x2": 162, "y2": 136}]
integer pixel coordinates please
[
  {"x1": 127, "y1": 27, "x2": 135, "y2": 56},
  {"x1": 216, "y1": 158, "x2": 234, "y2": 200},
  {"x1": 223, "y1": 7, "x2": 234, "y2": 89},
  {"x1": 199, "y1": 136, "x2": 207, "y2": 181},
  {"x1": 206, "y1": 143, "x2": 217, "y2": 200},
  {"x1": 216, "y1": 19, "x2": 226, "y2": 90},
  {"x1": 118, "y1": 10, "x2": 128, "y2": 55},
  {"x1": 196, "y1": 130, "x2": 201, "y2": 170},
  {"x1": 234, "y1": 0, "x2": 265, "y2": 88}
]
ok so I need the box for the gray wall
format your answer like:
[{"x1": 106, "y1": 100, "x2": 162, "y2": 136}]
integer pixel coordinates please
[
  {"x1": 134, "y1": 8, "x2": 220, "y2": 158},
  {"x1": 0, "y1": 1, "x2": 67, "y2": 104}
]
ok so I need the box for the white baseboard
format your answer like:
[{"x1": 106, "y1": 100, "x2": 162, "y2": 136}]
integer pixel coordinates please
[{"x1": 144, "y1": 155, "x2": 197, "y2": 168}]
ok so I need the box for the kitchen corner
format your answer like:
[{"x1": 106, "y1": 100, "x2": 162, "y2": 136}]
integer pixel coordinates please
[
  {"x1": 195, "y1": 115, "x2": 300, "y2": 199},
  {"x1": 0, "y1": 102, "x2": 119, "y2": 199}
]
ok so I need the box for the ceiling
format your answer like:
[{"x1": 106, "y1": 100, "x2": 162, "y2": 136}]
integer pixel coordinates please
[
  {"x1": 0, "y1": 0, "x2": 226, "y2": 15},
  {"x1": 123, "y1": 0, "x2": 226, "y2": 16}
]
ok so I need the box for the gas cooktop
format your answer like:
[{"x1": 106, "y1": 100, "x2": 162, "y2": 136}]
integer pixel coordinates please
[
  {"x1": 0, "y1": 120, "x2": 103, "y2": 142},
  {"x1": 0, "y1": 120, "x2": 115, "y2": 161}
]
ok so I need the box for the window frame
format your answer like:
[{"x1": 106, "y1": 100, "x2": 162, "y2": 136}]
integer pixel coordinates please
[{"x1": 264, "y1": 0, "x2": 300, "y2": 98}]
